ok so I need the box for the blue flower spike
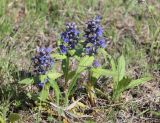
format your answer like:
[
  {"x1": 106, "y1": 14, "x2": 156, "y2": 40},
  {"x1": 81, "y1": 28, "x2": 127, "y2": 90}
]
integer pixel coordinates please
[
  {"x1": 60, "y1": 22, "x2": 80, "y2": 54},
  {"x1": 84, "y1": 16, "x2": 106, "y2": 55},
  {"x1": 32, "y1": 46, "x2": 54, "y2": 75},
  {"x1": 32, "y1": 47, "x2": 54, "y2": 88}
]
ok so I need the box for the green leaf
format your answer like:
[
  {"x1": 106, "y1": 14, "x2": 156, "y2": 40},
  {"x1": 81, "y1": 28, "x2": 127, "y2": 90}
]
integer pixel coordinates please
[
  {"x1": 67, "y1": 73, "x2": 79, "y2": 97},
  {"x1": 51, "y1": 54, "x2": 66, "y2": 59},
  {"x1": 68, "y1": 49, "x2": 76, "y2": 56},
  {"x1": 117, "y1": 55, "x2": 125, "y2": 81},
  {"x1": 9, "y1": 113, "x2": 20, "y2": 123},
  {"x1": 74, "y1": 55, "x2": 80, "y2": 61},
  {"x1": 18, "y1": 78, "x2": 34, "y2": 85},
  {"x1": 110, "y1": 57, "x2": 116, "y2": 72},
  {"x1": 77, "y1": 56, "x2": 94, "y2": 73},
  {"x1": 112, "y1": 77, "x2": 132, "y2": 100},
  {"x1": 40, "y1": 75, "x2": 47, "y2": 83},
  {"x1": 98, "y1": 48, "x2": 108, "y2": 61},
  {"x1": 67, "y1": 56, "x2": 94, "y2": 98},
  {"x1": 39, "y1": 84, "x2": 50, "y2": 101},
  {"x1": 126, "y1": 77, "x2": 151, "y2": 89},
  {"x1": 91, "y1": 71, "x2": 101, "y2": 79},
  {"x1": 47, "y1": 72, "x2": 62, "y2": 80},
  {"x1": 115, "y1": 77, "x2": 131, "y2": 93},
  {"x1": 68, "y1": 71, "x2": 76, "y2": 79},
  {"x1": 49, "y1": 80, "x2": 61, "y2": 105},
  {"x1": 91, "y1": 68, "x2": 117, "y2": 78}
]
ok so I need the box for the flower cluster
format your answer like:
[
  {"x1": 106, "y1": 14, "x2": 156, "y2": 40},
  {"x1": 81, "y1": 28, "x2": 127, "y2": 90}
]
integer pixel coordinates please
[
  {"x1": 60, "y1": 23, "x2": 80, "y2": 54},
  {"x1": 37, "y1": 78, "x2": 49, "y2": 88},
  {"x1": 32, "y1": 47, "x2": 54, "y2": 75},
  {"x1": 92, "y1": 59, "x2": 100, "y2": 68},
  {"x1": 84, "y1": 16, "x2": 106, "y2": 55}
]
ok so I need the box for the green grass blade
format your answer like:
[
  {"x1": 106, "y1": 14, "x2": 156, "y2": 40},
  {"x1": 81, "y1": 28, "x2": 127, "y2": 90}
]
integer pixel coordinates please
[
  {"x1": 67, "y1": 73, "x2": 79, "y2": 98},
  {"x1": 50, "y1": 80, "x2": 61, "y2": 105}
]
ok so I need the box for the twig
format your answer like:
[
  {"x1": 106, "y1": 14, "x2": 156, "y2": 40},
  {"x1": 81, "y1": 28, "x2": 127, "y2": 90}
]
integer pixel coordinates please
[
  {"x1": 65, "y1": 97, "x2": 83, "y2": 110},
  {"x1": 46, "y1": 97, "x2": 93, "y2": 120}
]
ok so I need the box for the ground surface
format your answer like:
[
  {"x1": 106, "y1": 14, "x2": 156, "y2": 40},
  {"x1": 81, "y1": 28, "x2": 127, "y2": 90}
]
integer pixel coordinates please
[{"x1": 0, "y1": 0, "x2": 160, "y2": 123}]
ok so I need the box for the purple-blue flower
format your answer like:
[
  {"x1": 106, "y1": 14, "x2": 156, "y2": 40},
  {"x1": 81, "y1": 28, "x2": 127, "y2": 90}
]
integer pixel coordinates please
[
  {"x1": 37, "y1": 78, "x2": 49, "y2": 88},
  {"x1": 32, "y1": 46, "x2": 54, "y2": 75},
  {"x1": 86, "y1": 47, "x2": 92, "y2": 55},
  {"x1": 60, "y1": 45, "x2": 67, "y2": 54},
  {"x1": 84, "y1": 16, "x2": 106, "y2": 55},
  {"x1": 37, "y1": 83, "x2": 44, "y2": 88},
  {"x1": 96, "y1": 26, "x2": 103, "y2": 36},
  {"x1": 60, "y1": 23, "x2": 80, "y2": 54},
  {"x1": 93, "y1": 59, "x2": 100, "y2": 68},
  {"x1": 98, "y1": 39, "x2": 106, "y2": 48}
]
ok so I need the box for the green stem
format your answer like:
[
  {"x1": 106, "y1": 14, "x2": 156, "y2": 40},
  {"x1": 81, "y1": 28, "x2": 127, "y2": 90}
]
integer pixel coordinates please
[
  {"x1": 63, "y1": 56, "x2": 70, "y2": 106},
  {"x1": 87, "y1": 70, "x2": 96, "y2": 107},
  {"x1": 64, "y1": 93, "x2": 69, "y2": 106},
  {"x1": 64, "y1": 56, "x2": 69, "y2": 90}
]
